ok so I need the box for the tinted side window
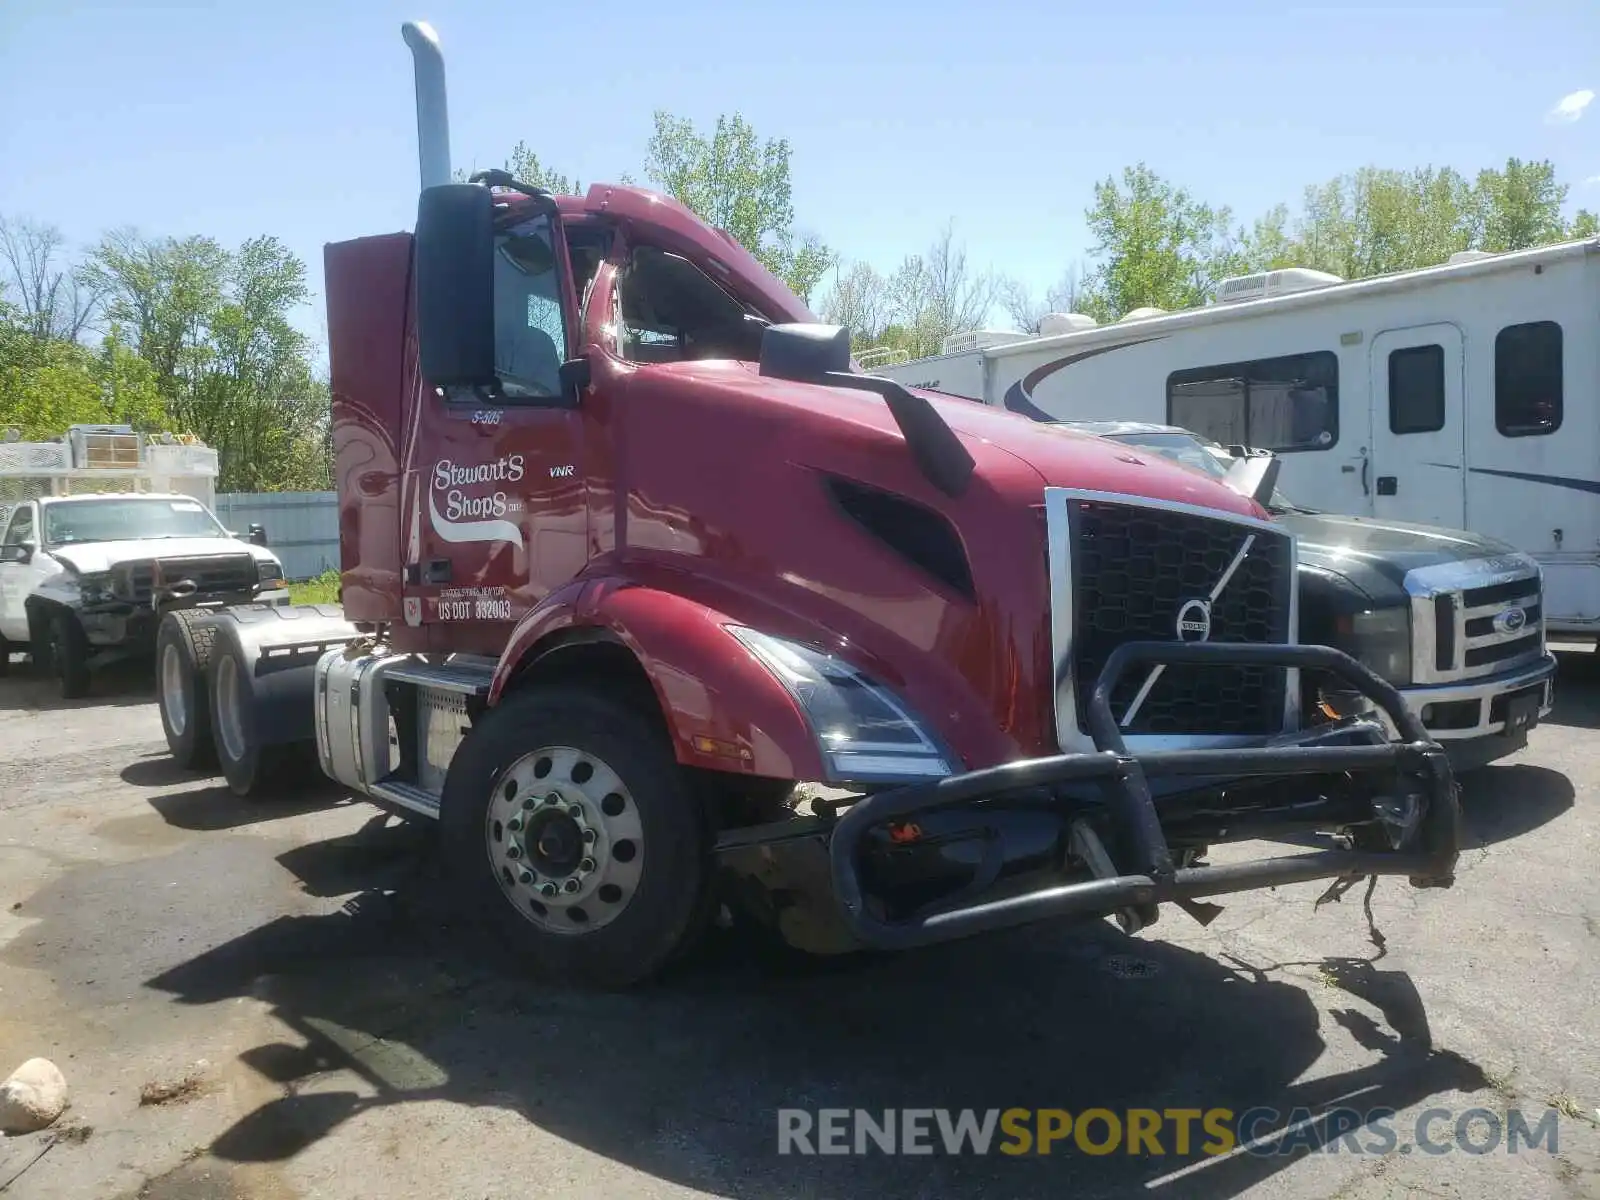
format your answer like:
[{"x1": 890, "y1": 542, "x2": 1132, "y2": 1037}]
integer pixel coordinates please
[
  {"x1": 492, "y1": 216, "x2": 568, "y2": 400},
  {"x1": 1167, "y1": 351, "x2": 1339, "y2": 452},
  {"x1": 3, "y1": 504, "x2": 33, "y2": 545},
  {"x1": 615, "y1": 246, "x2": 766, "y2": 365},
  {"x1": 1495, "y1": 321, "x2": 1561, "y2": 437},
  {"x1": 1388, "y1": 344, "x2": 1445, "y2": 434}
]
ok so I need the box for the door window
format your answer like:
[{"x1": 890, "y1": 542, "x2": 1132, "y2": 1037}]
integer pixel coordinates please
[
  {"x1": 614, "y1": 246, "x2": 767, "y2": 364},
  {"x1": 3, "y1": 504, "x2": 34, "y2": 546},
  {"x1": 1388, "y1": 344, "x2": 1446, "y2": 434},
  {"x1": 492, "y1": 215, "x2": 570, "y2": 401},
  {"x1": 1167, "y1": 351, "x2": 1339, "y2": 452},
  {"x1": 1495, "y1": 321, "x2": 1562, "y2": 437}
]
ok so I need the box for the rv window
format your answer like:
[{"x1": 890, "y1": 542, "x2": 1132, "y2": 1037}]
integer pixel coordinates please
[
  {"x1": 1495, "y1": 321, "x2": 1562, "y2": 437},
  {"x1": 1166, "y1": 351, "x2": 1338, "y2": 453},
  {"x1": 1388, "y1": 344, "x2": 1445, "y2": 434}
]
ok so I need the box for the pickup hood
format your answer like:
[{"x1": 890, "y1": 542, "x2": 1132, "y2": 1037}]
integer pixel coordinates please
[
  {"x1": 51, "y1": 538, "x2": 279, "y2": 575},
  {"x1": 1278, "y1": 511, "x2": 1529, "y2": 605}
]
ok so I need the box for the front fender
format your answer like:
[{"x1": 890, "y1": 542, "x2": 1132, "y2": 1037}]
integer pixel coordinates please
[{"x1": 491, "y1": 579, "x2": 826, "y2": 781}]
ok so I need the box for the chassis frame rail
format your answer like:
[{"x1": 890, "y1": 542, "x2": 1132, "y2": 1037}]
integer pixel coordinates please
[{"x1": 828, "y1": 642, "x2": 1461, "y2": 951}]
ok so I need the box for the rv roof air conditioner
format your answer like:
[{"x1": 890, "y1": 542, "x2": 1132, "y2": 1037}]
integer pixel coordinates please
[
  {"x1": 1447, "y1": 249, "x2": 1497, "y2": 265},
  {"x1": 1038, "y1": 312, "x2": 1099, "y2": 336},
  {"x1": 1214, "y1": 267, "x2": 1344, "y2": 305},
  {"x1": 940, "y1": 329, "x2": 1030, "y2": 356},
  {"x1": 1118, "y1": 306, "x2": 1169, "y2": 322}
]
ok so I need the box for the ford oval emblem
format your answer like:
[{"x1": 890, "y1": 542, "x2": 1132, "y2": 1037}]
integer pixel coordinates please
[
  {"x1": 1494, "y1": 606, "x2": 1528, "y2": 635},
  {"x1": 1176, "y1": 598, "x2": 1212, "y2": 643}
]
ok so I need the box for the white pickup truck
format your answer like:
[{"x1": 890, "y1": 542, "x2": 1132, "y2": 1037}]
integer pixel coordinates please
[{"x1": 0, "y1": 427, "x2": 289, "y2": 698}]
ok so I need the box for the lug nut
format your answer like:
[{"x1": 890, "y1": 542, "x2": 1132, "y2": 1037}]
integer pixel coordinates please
[
  {"x1": 506, "y1": 844, "x2": 523, "y2": 861},
  {"x1": 582, "y1": 828, "x2": 596, "y2": 844},
  {"x1": 519, "y1": 869, "x2": 534, "y2": 885},
  {"x1": 540, "y1": 882, "x2": 559, "y2": 898},
  {"x1": 562, "y1": 878, "x2": 581, "y2": 894},
  {"x1": 544, "y1": 794, "x2": 560, "y2": 807},
  {"x1": 506, "y1": 816, "x2": 523, "y2": 832},
  {"x1": 522, "y1": 796, "x2": 537, "y2": 810},
  {"x1": 579, "y1": 857, "x2": 596, "y2": 873},
  {"x1": 567, "y1": 805, "x2": 583, "y2": 820}
]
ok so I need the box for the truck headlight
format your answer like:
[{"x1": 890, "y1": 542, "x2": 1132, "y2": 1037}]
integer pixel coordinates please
[
  {"x1": 728, "y1": 626, "x2": 953, "y2": 784},
  {"x1": 256, "y1": 561, "x2": 283, "y2": 584},
  {"x1": 1336, "y1": 607, "x2": 1411, "y2": 686},
  {"x1": 76, "y1": 572, "x2": 114, "y2": 605}
]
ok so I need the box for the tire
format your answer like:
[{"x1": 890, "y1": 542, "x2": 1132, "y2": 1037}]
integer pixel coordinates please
[
  {"x1": 0, "y1": 631, "x2": 10, "y2": 678},
  {"x1": 206, "y1": 627, "x2": 287, "y2": 798},
  {"x1": 44, "y1": 609, "x2": 91, "y2": 699},
  {"x1": 440, "y1": 684, "x2": 712, "y2": 989},
  {"x1": 156, "y1": 610, "x2": 218, "y2": 770}
]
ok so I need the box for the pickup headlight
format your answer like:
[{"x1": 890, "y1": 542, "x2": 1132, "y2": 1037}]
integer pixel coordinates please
[
  {"x1": 1335, "y1": 607, "x2": 1411, "y2": 686},
  {"x1": 728, "y1": 626, "x2": 953, "y2": 784},
  {"x1": 256, "y1": 560, "x2": 283, "y2": 584},
  {"x1": 76, "y1": 571, "x2": 115, "y2": 605}
]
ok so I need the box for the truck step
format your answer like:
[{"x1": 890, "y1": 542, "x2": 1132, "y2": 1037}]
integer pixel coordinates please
[
  {"x1": 370, "y1": 779, "x2": 442, "y2": 819},
  {"x1": 383, "y1": 657, "x2": 494, "y2": 696}
]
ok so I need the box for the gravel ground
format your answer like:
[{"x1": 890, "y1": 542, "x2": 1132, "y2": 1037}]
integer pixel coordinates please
[{"x1": 0, "y1": 653, "x2": 1596, "y2": 1200}]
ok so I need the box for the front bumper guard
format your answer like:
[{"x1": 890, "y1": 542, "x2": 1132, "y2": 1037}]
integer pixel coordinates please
[{"x1": 829, "y1": 642, "x2": 1461, "y2": 951}]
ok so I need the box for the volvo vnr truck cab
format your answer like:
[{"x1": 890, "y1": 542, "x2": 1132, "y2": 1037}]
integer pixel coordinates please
[{"x1": 151, "y1": 21, "x2": 1462, "y2": 987}]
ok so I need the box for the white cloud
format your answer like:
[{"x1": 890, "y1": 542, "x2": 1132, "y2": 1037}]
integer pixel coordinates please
[
  {"x1": 1547, "y1": 89, "x2": 1595, "y2": 124},
  {"x1": 1588, "y1": 174, "x2": 1600, "y2": 186}
]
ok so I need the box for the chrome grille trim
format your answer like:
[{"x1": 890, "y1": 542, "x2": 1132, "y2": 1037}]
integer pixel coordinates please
[{"x1": 1406, "y1": 556, "x2": 1546, "y2": 685}]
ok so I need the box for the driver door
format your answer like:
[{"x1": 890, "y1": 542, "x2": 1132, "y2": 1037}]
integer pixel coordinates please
[{"x1": 0, "y1": 503, "x2": 39, "y2": 642}]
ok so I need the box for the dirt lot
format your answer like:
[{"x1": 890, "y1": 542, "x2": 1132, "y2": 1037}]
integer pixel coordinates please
[{"x1": 0, "y1": 656, "x2": 1596, "y2": 1200}]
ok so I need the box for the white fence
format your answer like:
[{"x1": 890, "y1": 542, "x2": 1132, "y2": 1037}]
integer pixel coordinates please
[{"x1": 214, "y1": 491, "x2": 338, "y2": 582}]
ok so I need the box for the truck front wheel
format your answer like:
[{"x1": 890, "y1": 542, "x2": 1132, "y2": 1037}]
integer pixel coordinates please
[
  {"x1": 44, "y1": 610, "x2": 91, "y2": 699},
  {"x1": 440, "y1": 685, "x2": 710, "y2": 989}
]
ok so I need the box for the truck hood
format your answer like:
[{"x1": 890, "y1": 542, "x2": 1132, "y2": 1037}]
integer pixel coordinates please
[
  {"x1": 708, "y1": 363, "x2": 1266, "y2": 519},
  {"x1": 1277, "y1": 510, "x2": 1529, "y2": 604},
  {"x1": 50, "y1": 538, "x2": 280, "y2": 575}
]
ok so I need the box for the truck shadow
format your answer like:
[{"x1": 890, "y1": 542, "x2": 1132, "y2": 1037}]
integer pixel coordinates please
[
  {"x1": 1455, "y1": 763, "x2": 1574, "y2": 847},
  {"x1": 139, "y1": 820, "x2": 1489, "y2": 1199},
  {"x1": 142, "y1": 780, "x2": 356, "y2": 832},
  {"x1": 1549, "y1": 650, "x2": 1600, "y2": 729},
  {"x1": 0, "y1": 659, "x2": 155, "y2": 711}
]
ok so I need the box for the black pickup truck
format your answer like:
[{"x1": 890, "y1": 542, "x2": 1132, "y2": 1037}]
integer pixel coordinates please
[{"x1": 1067, "y1": 421, "x2": 1555, "y2": 771}]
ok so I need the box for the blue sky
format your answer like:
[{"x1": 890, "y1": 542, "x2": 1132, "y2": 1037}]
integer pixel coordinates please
[{"x1": 2, "y1": 0, "x2": 1597, "y2": 355}]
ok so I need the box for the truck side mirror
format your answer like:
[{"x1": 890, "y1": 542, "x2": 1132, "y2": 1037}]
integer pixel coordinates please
[
  {"x1": 248, "y1": 523, "x2": 268, "y2": 547},
  {"x1": 0, "y1": 542, "x2": 33, "y2": 564},
  {"x1": 758, "y1": 323, "x2": 853, "y2": 383},
  {"x1": 415, "y1": 183, "x2": 496, "y2": 387}
]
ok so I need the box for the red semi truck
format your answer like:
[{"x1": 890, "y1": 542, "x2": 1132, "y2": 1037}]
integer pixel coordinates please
[{"x1": 152, "y1": 21, "x2": 1461, "y2": 987}]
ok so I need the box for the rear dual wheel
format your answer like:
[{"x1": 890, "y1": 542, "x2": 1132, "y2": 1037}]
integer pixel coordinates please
[
  {"x1": 441, "y1": 685, "x2": 712, "y2": 988},
  {"x1": 156, "y1": 609, "x2": 219, "y2": 770}
]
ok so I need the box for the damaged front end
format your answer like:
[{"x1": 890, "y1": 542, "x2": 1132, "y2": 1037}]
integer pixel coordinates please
[
  {"x1": 62, "y1": 551, "x2": 281, "y2": 651},
  {"x1": 717, "y1": 487, "x2": 1460, "y2": 955}
]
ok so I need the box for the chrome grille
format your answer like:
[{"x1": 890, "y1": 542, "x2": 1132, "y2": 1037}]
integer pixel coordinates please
[{"x1": 1409, "y1": 558, "x2": 1544, "y2": 684}]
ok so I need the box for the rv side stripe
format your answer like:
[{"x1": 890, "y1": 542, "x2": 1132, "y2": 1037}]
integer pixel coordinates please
[
  {"x1": 1465, "y1": 466, "x2": 1600, "y2": 495},
  {"x1": 1002, "y1": 337, "x2": 1166, "y2": 421}
]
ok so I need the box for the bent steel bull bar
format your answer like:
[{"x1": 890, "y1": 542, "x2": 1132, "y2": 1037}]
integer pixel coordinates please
[{"x1": 829, "y1": 642, "x2": 1461, "y2": 951}]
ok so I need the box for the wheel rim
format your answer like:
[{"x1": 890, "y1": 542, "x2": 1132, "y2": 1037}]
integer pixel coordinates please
[
  {"x1": 161, "y1": 643, "x2": 188, "y2": 736},
  {"x1": 485, "y1": 746, "x2": 644, "y2": 935},
  {"x1": 215, "y1": 654, "x2": 246, "y2": 763}
]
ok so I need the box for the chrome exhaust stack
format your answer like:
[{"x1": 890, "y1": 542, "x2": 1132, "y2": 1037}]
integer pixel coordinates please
[{"x1": 401, "y1": 20, "x2": 451, "y2": 190}]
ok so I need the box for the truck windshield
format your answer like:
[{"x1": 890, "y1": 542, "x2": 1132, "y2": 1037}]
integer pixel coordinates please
[{"x1": 43, "y1": 497, "x2": 228, "y2": 546}]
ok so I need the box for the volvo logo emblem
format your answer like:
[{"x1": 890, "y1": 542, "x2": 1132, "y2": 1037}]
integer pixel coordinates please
[
  {"x1": 1176, "y1": 598, "x2": 1213, "y2": 643},
  {"x1": 1494, "y1": 606, "x2": 1528, "y2": 635}
]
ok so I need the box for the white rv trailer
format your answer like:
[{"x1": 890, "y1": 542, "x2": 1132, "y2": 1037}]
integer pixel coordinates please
[{"x1": 876, "y1": 239, "x2": 1600, "y2": 635}]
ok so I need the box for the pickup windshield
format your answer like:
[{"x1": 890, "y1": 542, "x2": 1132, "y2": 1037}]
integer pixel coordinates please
[
  {"x1": 1104, "y1": 431, "x2": 1312, "y2": 514},
  {"x1": 43, "y1": 497, "x2": 228, "y2": 547}
]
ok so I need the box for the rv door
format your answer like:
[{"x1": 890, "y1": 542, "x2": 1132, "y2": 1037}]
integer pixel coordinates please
[{"x1": 1369, "y1": 325, "x2": 1466, "y2": 529}]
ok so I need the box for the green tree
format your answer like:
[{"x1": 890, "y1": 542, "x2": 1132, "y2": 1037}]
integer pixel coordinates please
[
  {"x1": 80, "y1": 231, "x2": 327, "y2": 491},
  {"x1": 455, "y1": 140, "x2": 582, "y2": 194},
  {"x1": 0, "y1": 304, "x2": 166, "y2": 438},
  {"x1": 644, "y1": 111, "x2": 833, "y2": 302},
  {"x1": 1472, "y1": 158, "x2": 1570, "y2": 252},
  {"x1": 1079, "y1": 164, "x2": 1244, "y2": 319}
]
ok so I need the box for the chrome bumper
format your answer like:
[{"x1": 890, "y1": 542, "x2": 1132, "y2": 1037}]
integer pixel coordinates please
[{"x1": 1401, "y1": 653, "x2": 1556, "y2": 742}]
